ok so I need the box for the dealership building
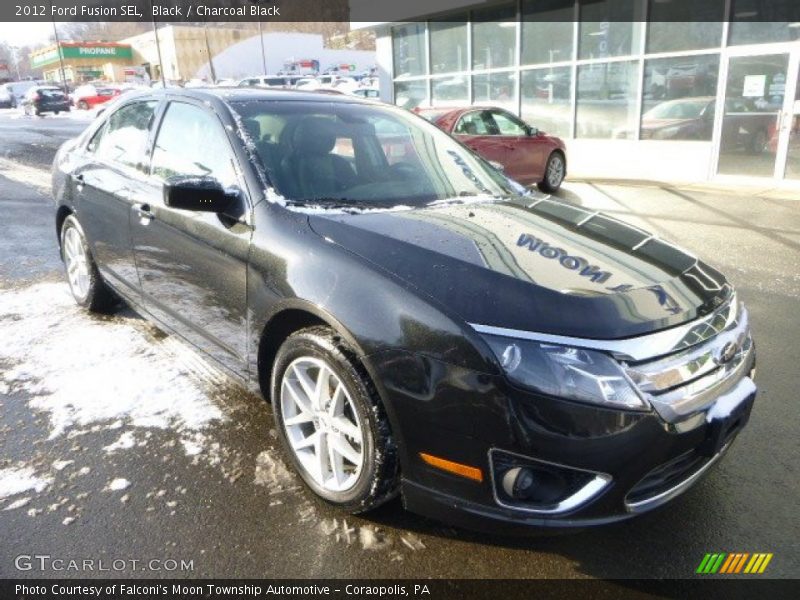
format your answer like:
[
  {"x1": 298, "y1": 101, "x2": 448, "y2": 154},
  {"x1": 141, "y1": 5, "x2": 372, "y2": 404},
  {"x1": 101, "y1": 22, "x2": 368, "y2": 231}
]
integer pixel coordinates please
[
  {"x1": 30, "y1": 42, "x2": 134, "y2": 84},
  {"x1": 361, "y1": 0, "x2": 800, "y2": 185}
]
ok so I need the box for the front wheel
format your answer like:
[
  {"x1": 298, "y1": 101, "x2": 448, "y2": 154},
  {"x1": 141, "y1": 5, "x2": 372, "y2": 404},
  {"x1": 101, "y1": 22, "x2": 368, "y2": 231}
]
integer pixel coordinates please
[
  {"x1": 271, "y1": 326, "x2": 399, "y2": 513},
  {"x1": 60, "y1": 215, "x2": 116, "y2": 312},
  {"x1": 78, "y1": 100, "x2": 89, "y2": 110},
  {"x1": 538, "y1": 151, "x2": 565, "y2": 193}
]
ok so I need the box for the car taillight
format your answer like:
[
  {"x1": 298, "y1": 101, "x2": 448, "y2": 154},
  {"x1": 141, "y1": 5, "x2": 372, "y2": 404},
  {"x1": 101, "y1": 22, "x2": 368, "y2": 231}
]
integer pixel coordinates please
[{"x1": 33, "y1": 94, "x2": 41, "y2": 101}]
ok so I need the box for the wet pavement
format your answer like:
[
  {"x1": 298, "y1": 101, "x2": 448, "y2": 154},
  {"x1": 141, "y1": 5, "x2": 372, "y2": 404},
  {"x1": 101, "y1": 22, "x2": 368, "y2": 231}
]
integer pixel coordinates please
[{"x1": 0, "y1": 110, "x2": 799, "y2": 580}]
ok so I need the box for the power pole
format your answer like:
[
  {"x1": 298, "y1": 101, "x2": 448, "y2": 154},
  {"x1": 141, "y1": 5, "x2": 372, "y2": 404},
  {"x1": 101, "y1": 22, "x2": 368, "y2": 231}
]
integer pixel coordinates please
[
  {"x1": 149, "y1": 0, "x2": 166, "y2": 86},
  {"x1": 202, "y1": 23, "x2": 217, "y2": 83},
  {"x1": 47, "y1": 1, "x2": 69, "y2": 93},
  {"x1": 258, "y1": 21, "x2": 267, "y2": 75}
]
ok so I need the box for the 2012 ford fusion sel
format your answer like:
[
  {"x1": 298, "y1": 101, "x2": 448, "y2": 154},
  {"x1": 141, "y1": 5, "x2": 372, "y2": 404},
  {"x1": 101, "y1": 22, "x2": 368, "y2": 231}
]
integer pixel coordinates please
[{"x1": 52, "y1": 89, "x2": 756, "y2": 530}]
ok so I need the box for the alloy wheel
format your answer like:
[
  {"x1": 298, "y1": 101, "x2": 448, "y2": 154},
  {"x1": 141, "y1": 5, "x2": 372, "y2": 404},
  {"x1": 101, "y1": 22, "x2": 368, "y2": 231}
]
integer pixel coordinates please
[
  {"x1": 280, "y1": 357, "x2": 365, "y2": 492},
  {"x1": 548, "y1": 155, "x2": 564, "y2": 188},
  {"x1": 63, "y1": 226, "x2": 90, "y2": 300}
]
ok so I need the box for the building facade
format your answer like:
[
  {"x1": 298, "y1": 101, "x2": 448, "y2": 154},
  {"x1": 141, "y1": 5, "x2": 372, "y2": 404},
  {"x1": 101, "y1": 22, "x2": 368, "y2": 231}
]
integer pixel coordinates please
[
  {"x1": 122, "y1": 26, "x2": 376, "y2": 84},
  {"x1": 366, "y1": 0, "x2": 800, "y2": 184},
  {"x1": 29, "y1": 42, "x2": 133, "y2": 84}
]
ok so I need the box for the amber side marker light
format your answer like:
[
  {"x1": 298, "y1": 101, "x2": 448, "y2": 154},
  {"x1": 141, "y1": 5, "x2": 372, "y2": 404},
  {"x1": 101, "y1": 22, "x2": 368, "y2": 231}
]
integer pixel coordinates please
[{"x1": 419, "y1": 452, "x2": 483, "y2": 482}]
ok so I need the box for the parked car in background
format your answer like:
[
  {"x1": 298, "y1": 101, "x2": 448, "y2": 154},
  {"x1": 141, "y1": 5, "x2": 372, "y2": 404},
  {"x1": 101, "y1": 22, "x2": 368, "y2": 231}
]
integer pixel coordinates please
[
  {"x1": 237, "y1": 76, "x2": 289, "y2": 88},
  {"x1": 418, "y1": 106, "x2": 567, "y2": 192},
  {"x1": 639, "y1": 96, "x2": 716, "y2": 140},
  {"x1": 52, "y1": 88, "x2": 757, "y2": 531},
  {"x1": 350, "y1": 87, "x2": 380, "y2": 100},
  {"x1": 0, "y1": 80, "x2": 39, "y2": 108},
  {"x1": 71, "y1": 84, "x2": 122, "y2": 110},
  {"x1": 22, "y1": 85, "x2": 70, "y2": 116}
]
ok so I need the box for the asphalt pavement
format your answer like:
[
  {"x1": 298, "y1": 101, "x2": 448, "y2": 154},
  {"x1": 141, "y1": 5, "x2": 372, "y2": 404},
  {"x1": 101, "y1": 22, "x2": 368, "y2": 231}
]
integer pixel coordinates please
[{"x1": 0, "y1": 109, "x2": 798, "y2": 581}]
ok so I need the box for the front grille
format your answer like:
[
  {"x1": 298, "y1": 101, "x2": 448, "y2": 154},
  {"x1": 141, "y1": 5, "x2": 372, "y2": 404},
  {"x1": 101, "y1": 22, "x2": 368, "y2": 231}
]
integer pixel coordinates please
[
  {"x1": 626, "y1": 450, "x2": 707, "y2": 505},
  {"x1": 623, "y1": 298, "x2": 755, "y2": 423}
]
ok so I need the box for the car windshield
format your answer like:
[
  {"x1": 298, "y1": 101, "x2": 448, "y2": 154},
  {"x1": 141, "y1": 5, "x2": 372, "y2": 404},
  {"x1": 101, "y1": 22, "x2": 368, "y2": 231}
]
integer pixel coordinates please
[
  {"x1": 230, "y1": 100, "x2": 517, "y2": 208},
  {"x1": 40, "y1": 88, "x2": 65, "y2": 98},
  {"x1": 644, "y1": 99, "x2": 709, "y2": 120}
]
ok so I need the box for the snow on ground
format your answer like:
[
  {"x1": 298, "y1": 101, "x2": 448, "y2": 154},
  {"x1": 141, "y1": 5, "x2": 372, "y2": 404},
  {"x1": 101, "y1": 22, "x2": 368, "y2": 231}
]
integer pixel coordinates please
[
  {"x1": 0, "y1": 281, "x2": 225, "y2": 439},
  {"x1": 3, "y1": 106, "x2": 99, "y2": 122},
  {"x1": 105, "y1": 478, "x2": 131, "y2": 492},
  {"x1": 0, "y1": 157, "x2": 51, "y2": 193},
  {"x1": 0, "y1": 466, "x2": 53, "y2": 499}
]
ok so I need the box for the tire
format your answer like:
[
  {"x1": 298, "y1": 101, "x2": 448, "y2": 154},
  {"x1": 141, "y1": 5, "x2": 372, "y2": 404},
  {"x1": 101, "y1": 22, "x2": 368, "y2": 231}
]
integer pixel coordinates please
[
  {"x1": 60, "y1": 215, "x2": 116, "y2": 312},
  {"x1": 78, "y1": 100, "x2": 89, "y2": 110},
  {"x1": 271, "y1": 326, "x2": 399, "y2": 513},
  {"x1": 538, "y1": 151, "x2": 566, "y2": 193}
]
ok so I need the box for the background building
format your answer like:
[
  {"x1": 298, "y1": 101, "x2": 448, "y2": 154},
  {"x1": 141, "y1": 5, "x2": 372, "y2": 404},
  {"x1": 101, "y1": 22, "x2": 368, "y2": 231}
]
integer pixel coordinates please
[
  {"x1": 123, "y1": 26, "x2": 375, "y2": 83},
  {"x1": 29, "y1": 42, "x2": 133, "y2": 84},
  {"x1": 362, "y1": 0, "x2": 800, "y2": 184}
]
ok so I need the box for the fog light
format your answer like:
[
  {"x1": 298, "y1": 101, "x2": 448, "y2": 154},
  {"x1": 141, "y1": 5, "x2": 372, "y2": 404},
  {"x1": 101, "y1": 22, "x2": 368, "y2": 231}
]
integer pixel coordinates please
[
  {"x1": 502, "y1": 467, "x2": 536, "y2": 499},
  {"x1": 491, "y1": 449, "x2": 611, "y2": 513}
]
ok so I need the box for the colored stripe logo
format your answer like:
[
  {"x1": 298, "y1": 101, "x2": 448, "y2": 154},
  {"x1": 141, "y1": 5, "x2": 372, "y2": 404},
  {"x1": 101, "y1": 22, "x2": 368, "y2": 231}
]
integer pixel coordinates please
[{"x1": 696, "y1": 553, "x2": 773, "y2": 574}]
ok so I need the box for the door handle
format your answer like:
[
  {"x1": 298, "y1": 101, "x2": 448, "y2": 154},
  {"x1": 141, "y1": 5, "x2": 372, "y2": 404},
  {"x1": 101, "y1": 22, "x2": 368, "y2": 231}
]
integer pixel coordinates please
[{"x1": 134, "y1": 203, "x2": 154, "y2": 222}]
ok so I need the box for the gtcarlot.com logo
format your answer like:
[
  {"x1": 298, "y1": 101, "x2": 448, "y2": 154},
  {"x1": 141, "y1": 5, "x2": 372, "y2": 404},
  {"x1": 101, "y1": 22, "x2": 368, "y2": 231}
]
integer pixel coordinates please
[{"x1": 696, "y1": 552, "x2": 773, "y2": 574}]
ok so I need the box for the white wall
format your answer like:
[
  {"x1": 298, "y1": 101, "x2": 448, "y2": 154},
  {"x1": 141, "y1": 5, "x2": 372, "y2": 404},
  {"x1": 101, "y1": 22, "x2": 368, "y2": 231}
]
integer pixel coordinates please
[{"x1": 194, "y1": 32, "x2": 376, "y2": 80}]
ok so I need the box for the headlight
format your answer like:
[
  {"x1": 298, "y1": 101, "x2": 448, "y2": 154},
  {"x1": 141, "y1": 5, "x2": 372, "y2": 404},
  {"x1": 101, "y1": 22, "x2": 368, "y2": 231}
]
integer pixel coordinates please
[{"x1": 482, "y1": 335, "x2": 648, "y2": 411}]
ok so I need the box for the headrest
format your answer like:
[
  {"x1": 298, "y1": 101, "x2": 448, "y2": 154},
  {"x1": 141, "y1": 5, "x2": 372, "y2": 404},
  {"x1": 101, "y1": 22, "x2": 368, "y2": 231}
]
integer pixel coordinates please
[
  {"x1": 242, "y1": 118, "x2": 261, "y2": 141},
  {"x1": 292, "y1": 117, "x2": 337, "y2": 156}
]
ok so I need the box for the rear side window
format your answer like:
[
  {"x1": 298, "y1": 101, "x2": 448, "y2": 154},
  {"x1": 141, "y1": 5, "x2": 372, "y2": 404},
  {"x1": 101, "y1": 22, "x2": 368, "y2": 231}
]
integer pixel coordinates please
[
  {"x1": 150, "y1": 102, "x2": 238, "y2": 188},
  {"x1": 92, "y1": 101, "x2": 159, "y2": 171}
]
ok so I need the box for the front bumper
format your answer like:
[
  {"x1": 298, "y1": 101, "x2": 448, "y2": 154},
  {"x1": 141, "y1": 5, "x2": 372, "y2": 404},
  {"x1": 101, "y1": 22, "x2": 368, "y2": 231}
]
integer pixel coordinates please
[{"x1": 370, "y1": 341, "x2": 756, "y2": 531}]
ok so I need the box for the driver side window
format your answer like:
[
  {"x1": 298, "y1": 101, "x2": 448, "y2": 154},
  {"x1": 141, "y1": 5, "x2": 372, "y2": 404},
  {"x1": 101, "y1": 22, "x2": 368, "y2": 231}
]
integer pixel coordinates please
[{"x1": 489, "y1": 111, "x2": 527, "y2": 136}]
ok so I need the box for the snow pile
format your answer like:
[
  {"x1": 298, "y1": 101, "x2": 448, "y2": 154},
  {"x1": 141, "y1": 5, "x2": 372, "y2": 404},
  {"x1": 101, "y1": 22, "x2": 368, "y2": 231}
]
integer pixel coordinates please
[
  {"x1": 0, "y1": 282, "x2": 225, "y2": 439},
  {"x1": 0, "y1": 466, "x2": 52, "y2": 499}
]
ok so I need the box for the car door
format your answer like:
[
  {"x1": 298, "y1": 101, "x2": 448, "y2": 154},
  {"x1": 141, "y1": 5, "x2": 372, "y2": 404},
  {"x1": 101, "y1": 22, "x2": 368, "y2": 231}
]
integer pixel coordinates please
[
  {"x1": 71, "y1": 99, "x2": 160, "y2": 301},
  {"x1": 451, "y1": 110, "x2": 511, "y2": 167},
  {"x1": 487, "y1": 109, "x2": 548, "y2": 184},
  {"x1": 130, "y1": 99, "x2": 252, "y2": 376}
]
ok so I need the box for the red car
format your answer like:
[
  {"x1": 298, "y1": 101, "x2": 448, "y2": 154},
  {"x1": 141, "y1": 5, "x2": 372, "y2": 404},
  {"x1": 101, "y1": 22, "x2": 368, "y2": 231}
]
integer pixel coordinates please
[
  {"x1": 417, "y1": 106, "x2": 567, "y2": 192},
  {"x1": 71, "y1": 84, "x2": 122, "y2": 110}
]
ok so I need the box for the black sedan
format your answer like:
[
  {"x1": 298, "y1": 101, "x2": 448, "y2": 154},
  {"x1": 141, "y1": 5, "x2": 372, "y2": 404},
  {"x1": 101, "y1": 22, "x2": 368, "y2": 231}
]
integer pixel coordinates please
[
  {"x1": 23, "y1": 85, "x2": 71, "y2": 116},
  {"x1": 52, "y1": 89, "x2": 756, "y2": 530}
]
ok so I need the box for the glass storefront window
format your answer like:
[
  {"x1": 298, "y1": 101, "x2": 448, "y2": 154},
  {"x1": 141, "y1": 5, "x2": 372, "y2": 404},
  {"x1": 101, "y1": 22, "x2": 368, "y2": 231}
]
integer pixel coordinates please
[
  {"x1": 521, "y1": 67, "x2": 573, "y2": 137},
  {"x1": 647, "y1": 0, "x2": 724, "y2": 52},
  {"x1": 432, "y1": 75, "x2": 469, "y2": 106},
  {"x1": 392, "y1": 23, "x2": 427, "y2": 78},
  {"x1": 521, "y1": 0, "x2": 574, "y2": 66},
  {"x1": 472, "y1": 3, "x2": 517, "y2": 70},
  {"x1": 430, "y1": 19, "x2": 468, "y2": 75},
  {"x1": 578, "y1": 1, "x2": 643, "y2": 60},
  {"x1": 640, "y1": 54, "x2": 720, "y2": 141},
  {"x1": 717, "y1": 53, "x2": 788, "y2": 177},
  {"x1": 576, "y1": 61, "x2": 639, "y2": 138},
  {"x1": 728, "y1": 0, "x2": 800, "y2": 45},
  {"x1": 394, "y1": 80, "x2": 428, "y2": 110},
  {"x1": 473, "y1": 71, "x2": 518, "y2": 112}
]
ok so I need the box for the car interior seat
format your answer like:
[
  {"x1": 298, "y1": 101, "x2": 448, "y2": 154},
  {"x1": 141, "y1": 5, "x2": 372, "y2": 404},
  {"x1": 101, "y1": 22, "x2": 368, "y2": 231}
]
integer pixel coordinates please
[{"x1": 280, "y1": 117, "x2": 357, "y2": 199}]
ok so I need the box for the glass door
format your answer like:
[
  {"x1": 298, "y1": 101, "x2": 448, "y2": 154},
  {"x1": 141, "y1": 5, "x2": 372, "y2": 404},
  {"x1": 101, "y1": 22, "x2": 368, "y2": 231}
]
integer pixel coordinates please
[
  {"x1": 780, "y1": 63, "x2": 800, "y2": 180},
  {"x1": 717, "y1": 52, "x2": 789, "y2": 177}
]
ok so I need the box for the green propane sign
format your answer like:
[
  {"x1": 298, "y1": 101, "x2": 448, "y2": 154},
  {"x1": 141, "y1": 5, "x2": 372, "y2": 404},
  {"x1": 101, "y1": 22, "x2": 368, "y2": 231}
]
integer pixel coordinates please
[{"x1": 31, "y1": 44, "x2": 133, "y2": 68}]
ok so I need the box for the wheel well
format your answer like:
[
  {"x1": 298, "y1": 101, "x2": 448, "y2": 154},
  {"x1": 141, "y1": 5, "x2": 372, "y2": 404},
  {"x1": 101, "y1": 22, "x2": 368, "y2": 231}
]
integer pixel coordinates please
[
  {"x1": 55, "y1": 206, "x2": 73, "y2": 248},
  {"x1": 256, "y1": 309, "x2": 328, "y2": 400}
]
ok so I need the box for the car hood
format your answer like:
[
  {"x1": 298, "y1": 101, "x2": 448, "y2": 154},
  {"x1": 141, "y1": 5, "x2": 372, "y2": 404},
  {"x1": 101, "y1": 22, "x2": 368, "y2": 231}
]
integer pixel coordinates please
[{"x1": 307, "y1": 198, "x2": 732, "y2": 339}]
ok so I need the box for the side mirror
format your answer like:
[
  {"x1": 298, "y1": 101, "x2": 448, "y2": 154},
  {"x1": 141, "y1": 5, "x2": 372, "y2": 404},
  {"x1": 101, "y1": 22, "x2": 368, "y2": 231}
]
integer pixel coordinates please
[
  {"x1": 526, "y1": 125, "x2": 539, "y2": 136},
  {"x1": 163, "y1": 176, "x2": 239, "y2": 214}
]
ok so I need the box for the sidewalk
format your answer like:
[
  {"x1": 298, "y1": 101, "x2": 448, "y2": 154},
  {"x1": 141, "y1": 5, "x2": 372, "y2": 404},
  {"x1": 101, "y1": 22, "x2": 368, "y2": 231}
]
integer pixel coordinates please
[{"x1": 564, "y1": 177, "x2": 800, "y2": 202}]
